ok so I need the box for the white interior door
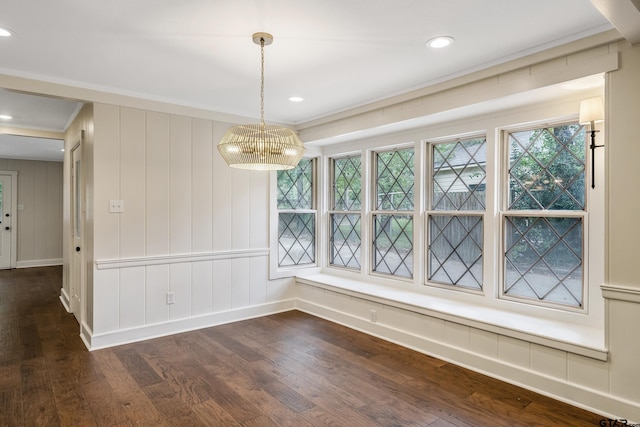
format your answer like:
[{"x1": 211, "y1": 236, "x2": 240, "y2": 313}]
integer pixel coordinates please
[
  {"x1": 70, "y1": 142, "x2": 84, "y2": 321},
  {"x1": 0, "y1": 174, "x2": 13, "y2": 269}
]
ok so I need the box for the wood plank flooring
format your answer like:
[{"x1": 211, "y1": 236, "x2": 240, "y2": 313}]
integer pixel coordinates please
[{"x1": 0, "y1": 266, "x2": 606, "y2": 426}]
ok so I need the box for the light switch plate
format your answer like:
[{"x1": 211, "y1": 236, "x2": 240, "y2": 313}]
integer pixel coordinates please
[{"x1": 109, "y1": 200, "x2": 124, "y2": 213}]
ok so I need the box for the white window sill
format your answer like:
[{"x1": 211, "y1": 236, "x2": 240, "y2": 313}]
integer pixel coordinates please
[{"x1": 296, "y1": 273, "x2": 608, "y2": 361}]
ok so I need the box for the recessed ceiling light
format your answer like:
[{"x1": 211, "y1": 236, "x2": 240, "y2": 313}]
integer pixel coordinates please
[
  {"x1": 0, "y1": 27, "x2": 13, "y2": 37},
  {"x1": 289, "y1": 96, "x2": 304, "y2": 103},
  {"x1": 426, "y1": 36, "x2": 454, "y2": 49},
  {"x1": 0, "y1": 114, "x2": 13, "y2": 120}
]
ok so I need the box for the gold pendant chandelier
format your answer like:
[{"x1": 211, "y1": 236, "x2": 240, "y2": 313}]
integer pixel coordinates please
[{"x1": 217, "y1": 32, "x2": 305, "y2": 170}]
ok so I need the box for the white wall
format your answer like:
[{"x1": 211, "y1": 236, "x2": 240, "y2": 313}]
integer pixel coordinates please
[
  {"x1": 85, "y1": 105, "x2": 295, "y2": 348},
  {"x1": 0, "y1": 158, "x2": 63, "y2": 267}
]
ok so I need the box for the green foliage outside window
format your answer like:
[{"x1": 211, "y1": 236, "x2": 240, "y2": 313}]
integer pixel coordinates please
[{"x1": 509, "y1": 124, "x2": 586, "y2": 211}]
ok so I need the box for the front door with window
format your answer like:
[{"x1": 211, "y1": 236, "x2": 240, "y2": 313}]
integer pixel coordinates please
[{"x1": 0, "y1": 174, "x2": 14, "y2": 269}]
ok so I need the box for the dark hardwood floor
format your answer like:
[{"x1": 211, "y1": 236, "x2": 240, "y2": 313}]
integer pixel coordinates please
[{"x1": 0, "y1": 266, "x2": 605, "y2": 426}]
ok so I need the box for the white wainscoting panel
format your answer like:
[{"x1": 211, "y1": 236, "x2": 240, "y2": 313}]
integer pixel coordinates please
[
  {"x1": 531, "y1": 344, "x2": 567, "y2": 380},
  {"x1": 146, "y1": 264, "x2": 170, "y2": 324},
  {"x1": 231, "y1": 257, "x2": 251, "y2": 308},
  {"x1": 212, "y1": 258, "x2": 232, "y2": 313},
  {"x1": 567, "y1": 352, "x2": 609, "y2": 393},
  {"x1": 119, "y1": 266, "x2": 145, "y2": 329},
  {"x1": 169, "y1": 262, "x2": 192, "y2": 320},
  {"x1": 191, "y1": 261, "x2": 213, "y2": 315},
  {"x1": 469, "y1": 329, "x2": 499, "y2": 359}
]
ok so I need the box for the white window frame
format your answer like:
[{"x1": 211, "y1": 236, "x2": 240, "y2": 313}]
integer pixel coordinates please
[
  {"x1": 499, "y1": 120, "x2": 590, "y2": 313},
  {"x1": 425, "y1": 134, "x2": 487, "y2": 294},
  {"x1": 328, "y1": 153, "x2": 363, "y2": 271},
  {"x1": 276, "y1": 97, "x2": 605, "y2": 355},
  {"x1": 370, "y1": 145, "x2": 416, "y2": 281},
  {"x1": 269, "y1": 156, "x2": 320, "y2": 279}
]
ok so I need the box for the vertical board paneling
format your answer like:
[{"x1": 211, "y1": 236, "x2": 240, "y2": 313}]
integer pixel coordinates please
[
  {"x1": 119, "y1": 267, "x2": 146, "y2": 329},
  {"x1": 169, "y1": 116, "x2": 192, "y2": 253},
  {"x1": 119, "y1": 108, "x2": 146, "y2": 258},
  {"x1": 146, "y1": 265, "x2": 169, "y2": 324},
  {"x1": 444, "y1": 322, "x2": 470, "y2": 349},
  {"x1": 567, "y1": 353, "x2": 609, "y2": 392},
  {"x1": 498, "y1": 336, "x2": 531, "y2": 368},
  {"x1": 191, "y1": 119, "x2": 213, "y2": 252},
  {"x1": 399, "y1": 311, "x2": 427, "y2": 337},
  {"x1": 146, "y1": 111, "x2": 170, "y2": 256},
  {"x1": 231, "y1": 169, "x2": 250, "y2": 250},
  {"x1": 231, "y1": 257, "x2": 251, "y2": 308},
  {"x1": 422, "y1": 316, "x2": 445, "y2": 343},
  {"x1": 211, "y1": 259, "x2": 232, "y2": 312},
  {"x1": 91, "y1": 106, "x2": 283, "y2": 349},
  {"x1": 608, "y1": 299, "x2": 640, "y2": 400},
  {"x1": 249, "y1": 171, "x2": 268, "y2": 248},
  {"x1": 249, "y1": 256, "x2": 267, "y2": 305},
  {"x1": 211, "y1": 124, "x2": 231, "y2": 252},
  {"x1": 92, "y1": 269, "x2": 120, "y2": 334},
  {"x1": 46, "y1": 163, "x2": 63, "y2": 259},
  {"x1": 531, "y1": 344, "x2": 567, "y2": 380},
  {"x1": 17, "y1": 161, "x2": 35, "y2": 261},
  {"x1": 191, "y1": 261, "x2": 213, "y2": 315},
  {"x1": 93, "y1": 104, "x2": 121, "y2": 260},
  {"x1": 469, "y1": 329, "x2": 499, "y2": 359},
  {"x1": 169, "y1": 263, "x2": 191, "y2": 320},
  {"x1": 267, "y1": 277, "x2": 293, "y2": 302},
  {"x1": 33, "y1": 164, "x2": 48, "y2": 260}
]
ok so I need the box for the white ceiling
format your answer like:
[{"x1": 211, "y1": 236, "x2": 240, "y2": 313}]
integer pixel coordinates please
[{"x1": 0, "y1": 0, "x2": 636, "y2": 160}]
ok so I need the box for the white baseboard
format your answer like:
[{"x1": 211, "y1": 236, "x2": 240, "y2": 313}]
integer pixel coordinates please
[
  {"x1": 85, "y1": 299, "x2": 297, "y2": 351},
  {"x1": 80, "y1": 321, "x2": 93, "y2": 350},
  {"x1": 295, "y1": 298, "x2": 640, "y2": 422},
  {"x1": 59, "y1": 288, "x2": 71, "y2": 312},
  {"x1": 17, "y1": 258, "x2": 63, "y2": 268}
]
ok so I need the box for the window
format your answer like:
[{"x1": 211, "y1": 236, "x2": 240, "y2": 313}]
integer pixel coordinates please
[
  {"x1": 428, "y1": 137, "x2": 486, "y2": 290},
  {"x1": 277, "y1": 158, "x2": 316, "y2": 267},
  {"x1": 329, "y1": 155, "x2": 362, "y2": 269},
  {"x1": 373, "y1": 148, "x2": 414, "y2": 278},
  {"x1": 503, "y1": 123, "x2": 586, "y2": 307}
]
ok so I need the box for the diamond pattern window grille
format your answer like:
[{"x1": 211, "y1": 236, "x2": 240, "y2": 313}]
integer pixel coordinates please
[
  {"x1": 428, "y1": 137, "x2": 485, "y2": 289},
  {"x1": 373, "y1": 214, "x2": 413, "y2": 278},
  {"x1": 429, "y1": 215, "x2": 483, "y2": 289},
  {"x1": 278, "y1": 213, "x2": 315, "y2": 266},
  {"x1": 277, "y1": 159, "x2": 316, "y2": 268},
  {"x1": 330, "y1": 214, "x2": 361, "y2": 269},
  {"x1": 377, "y1": 149, "x2": 414, "y2": 211},
  {"x1": 504, "y1": 216, "x2": 583, "y2": 307},
  {"x1": 334, "y1": 156, "x2": 362, "y2": 211},
  {"x1": 433, "y1": 138, "x2": 487, "y2": 211},
  {"x1": 330, "y1": 155, "x2": 362, "y2": 269},
  {"x1": 509, "y1": 125, "x2": 586, "y2": 211},
  {"x1": 277, "y1": 158, "x2": 313, "y2": 210}
]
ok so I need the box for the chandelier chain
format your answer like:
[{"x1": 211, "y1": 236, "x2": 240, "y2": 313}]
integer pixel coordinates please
[{"x1": 260, "y1": 37, "x2": 265, "y2": 124}]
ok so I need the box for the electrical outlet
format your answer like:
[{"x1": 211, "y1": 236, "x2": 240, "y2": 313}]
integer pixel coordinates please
[
  {"x1": 109, "y1": 199, "x2": 124, "y2": 213},
  {"x1": 166, "y1": 291, "x2": 175, "y2": 305},
  {"x1": 370, "y1": 309, "x2": 377, "y2": 323}
]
